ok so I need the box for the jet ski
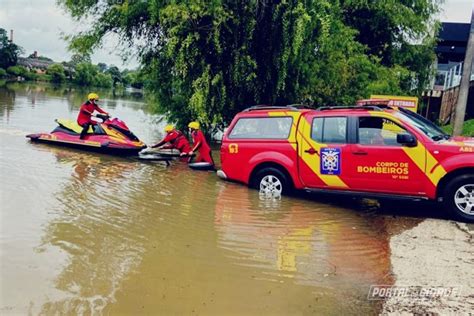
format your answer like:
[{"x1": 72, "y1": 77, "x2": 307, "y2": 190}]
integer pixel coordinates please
[{"x1": 26, "y1": 115, "x2": 146, "y2": 156}]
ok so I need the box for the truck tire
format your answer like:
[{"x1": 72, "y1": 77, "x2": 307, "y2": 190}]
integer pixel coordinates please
[
  {"x1": 443, "y1": 175, "x2": 474, "y2": 223},
  {"x1": 252, "y1": 167, "x2": 292, "y2": 196}
]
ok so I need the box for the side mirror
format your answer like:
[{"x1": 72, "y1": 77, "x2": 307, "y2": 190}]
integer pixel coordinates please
[{"x1": 397, "y1": 133, "x2": 417, "y2": 147}]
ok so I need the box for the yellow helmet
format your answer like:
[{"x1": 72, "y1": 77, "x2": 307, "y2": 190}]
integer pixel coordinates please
[
  {"x1": 88, "y1": 93, "x2": 99, "y2": 101},
  {"x1": 164, "y1": 125, "x2": 174, "y2": 132},
  {"x1": 188, "y1": 121, "x2": 200, "y2": 130}
]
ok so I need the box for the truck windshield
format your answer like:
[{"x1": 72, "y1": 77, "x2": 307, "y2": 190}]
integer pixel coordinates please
[{"x1": 394, "y1": 108, "x2": 449, "y2": 141}]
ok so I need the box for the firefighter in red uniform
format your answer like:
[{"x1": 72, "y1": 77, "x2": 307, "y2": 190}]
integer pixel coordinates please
[
  {"x1": 183, "y1": 121, "x2": 214, "y2": 165},
  {"x1": 77, "y1": 93, "x2": 109, "y2": 139},
  {"x1": 151, "y1": 125, "x2": 192, "y2": 153}
]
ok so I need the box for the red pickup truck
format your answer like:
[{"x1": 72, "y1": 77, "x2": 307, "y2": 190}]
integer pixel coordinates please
[{"x1": 217, "y1": 105, "x2": 474, "y2": 222}]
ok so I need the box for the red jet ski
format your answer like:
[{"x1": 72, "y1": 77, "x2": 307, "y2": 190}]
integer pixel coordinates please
[{"x1": 27, "y1": 115, "x2": 146, "y2": 156}]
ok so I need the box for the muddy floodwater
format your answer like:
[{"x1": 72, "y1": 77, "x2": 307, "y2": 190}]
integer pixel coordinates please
[{"x1": 0, "y1": 83, "x2": 433, "y2": 315}]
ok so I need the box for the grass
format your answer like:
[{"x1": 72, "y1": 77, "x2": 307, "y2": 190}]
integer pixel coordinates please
[{"x1": 442, "y1": 119, "x2": 474, "y2": 137}]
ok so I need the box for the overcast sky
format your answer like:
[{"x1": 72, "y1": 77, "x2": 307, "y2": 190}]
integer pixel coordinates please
[{"x1": 1, "y1": 0, "x2": 472, "y2": 70}]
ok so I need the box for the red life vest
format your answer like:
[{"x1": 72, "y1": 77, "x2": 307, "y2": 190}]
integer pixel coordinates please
[
  {"x1": 77, "y1": 101, "x2": 107, "y2": 126},
  {"x1": 167, "y1": 130, "x2": 192, "y2": 152},
  {"x1": 156, "y1": 130, "x2": 192, "y2": 153}
]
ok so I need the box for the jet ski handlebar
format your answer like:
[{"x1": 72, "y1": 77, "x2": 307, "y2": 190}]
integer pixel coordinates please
[{"x1": 95, "y1": 113, "x2": 110, "y2": 122}]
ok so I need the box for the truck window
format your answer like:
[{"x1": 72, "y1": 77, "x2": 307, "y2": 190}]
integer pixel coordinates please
[
  {"x1": 228, "y1": 117, "x2": 293, "y2": 139},
  {"x1": 394, "y1": 109, "x2": 448, "y2": 141},
  {"x1": 311, "y1": 117, "x2": 347, "y2": 143},
  {"x1": 358, "y1": 116, "x2": 408, "y2": 146}
]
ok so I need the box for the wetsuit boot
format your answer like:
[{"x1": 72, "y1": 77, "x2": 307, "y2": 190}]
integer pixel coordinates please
[{"x1": 80, "y1": 123, "x2": 90, "y2": 140}]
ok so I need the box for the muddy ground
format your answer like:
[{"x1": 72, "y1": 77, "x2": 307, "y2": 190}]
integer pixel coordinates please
[
  {"x1": 303, "y1": 194, "x2": 474, "y2": 314},
  {"x1": 381, "y1": 219, "x2": 473, "y2": 314}
]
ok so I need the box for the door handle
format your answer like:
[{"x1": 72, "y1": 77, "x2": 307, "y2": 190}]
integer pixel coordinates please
[
  {"x1": 352, "y1": 151, "x2": 368, "y2": 155},
  {"x1": 304, "y1": 148, "x2": 318, "y2": 155}
]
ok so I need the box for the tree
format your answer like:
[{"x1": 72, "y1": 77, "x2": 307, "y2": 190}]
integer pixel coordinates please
[
  {"x1": 339, "y1": 0, "x2": 441, "y2": 94},
  {"x1": 73, "y1": 62, "x2": 112, "y2": 88},
  {"x1": 94, "y1": 72, "x2": 113, "y2": 88},
  {"x1": 0, "y1": 28, "x2": 23, "y2": 69},
  {"x1": 97, "y1": 62, "x2": 108, "y2": 72},
  {"x1": 58, "y1": 0, "x2": 441, "y2": 128},
  {"x1": 73, "y1": 62, "x2": 97, "y2": 86},
  {"x1": 123, "y1": 69, "x2": 147, "y2": 89},
  {"x1": 61, "y1": 61, "x2": 74, "y2": 79},
  {"x1": 105, "y1": 65, "x2": 122, "y2": 87},
  {"x1": 69, "y1": 53, "x2": 91, "y2": 68},
  {"x1": 47, "y1": 63, "x2": 66, "y2": 83}
]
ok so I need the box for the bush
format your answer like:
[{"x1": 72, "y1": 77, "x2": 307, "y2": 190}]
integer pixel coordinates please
[
  {"x1": 23, "y1": 70, "x2": 38, "y2": 81},
  {"x1": 94, "y1": 72, "x2": 113, "y2": 88},
  {"x1": 442, "y1": 120, "x2": 474, "y2": 137},
  {"x1": 6, "y1": 65, "x2": 28, "y2": 77},
  {"x1": 37, "y1": 73, "x2": 52, "y2": 82},
  {"x1": 0, "y1": 68, "x2": 6, "y2": 78},
  {"x1": 47, "y1": 64, "x2": 66, "y2": 83}
]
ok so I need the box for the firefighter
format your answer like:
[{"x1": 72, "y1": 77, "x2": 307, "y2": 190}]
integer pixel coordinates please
[
  {"x1": 150, "y1": 125, "x2": 192, "y2": 153},
  {"x1": 77, "y1": 93, "x2": 109, "y2": 140},
  {"x1": 183, "y1": 121, "x2": 214, "y2": 165}
]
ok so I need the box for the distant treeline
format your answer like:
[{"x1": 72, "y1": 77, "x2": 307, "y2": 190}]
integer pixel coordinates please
[{"x1": 0, "y1": 28, "x2": 145, "y2": 89}]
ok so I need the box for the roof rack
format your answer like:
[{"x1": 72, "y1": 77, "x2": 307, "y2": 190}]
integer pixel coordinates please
[
  {"x1": 316, "y1": 105, "x2": 386, "y2": 111},
  {"x1": 243, "y1": 104, "x2": 311, "y2": 112}
]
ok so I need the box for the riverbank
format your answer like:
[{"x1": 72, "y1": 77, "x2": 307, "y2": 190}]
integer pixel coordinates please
[{"x1": 382, "y1": 219, "x2": 474, "y2": 314}]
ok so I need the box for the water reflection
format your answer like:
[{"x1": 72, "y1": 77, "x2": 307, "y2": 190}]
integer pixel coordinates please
[
  {"x1": 215, "y1": 183, "x2": 393, "y2": 290},
  {"x1": 36, "y1": 149, "x2": 151, "y2": 314},
  {"x1": 0, "y1": 86, "x2": 15, "y2": 121},
  {"x1": 34, "y1": 147, "x2": 222, "y2": 314},
  {"x1": 52, "y1": 149, "x2": 135, "y2": 183}
]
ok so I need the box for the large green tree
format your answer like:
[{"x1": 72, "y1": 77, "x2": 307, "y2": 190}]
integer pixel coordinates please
[
  {"x1": 69, "y1": 53, "x2": 91, "y2": 68},
  {"x1": 73, "y1": 62, "x2": 113, "y2": 88},
  {"x1": 58, "y1": 0, "x2": 440, "y2": 128},
  {"x1": 106, "y1": 65, "x2": 122, "y2": 87},
  {"x1": 340, "y1": 0, "x2": 441, "y2": 94},
  {"x1": 0, "y1": 28, "x2": 23, "y2": 69}
]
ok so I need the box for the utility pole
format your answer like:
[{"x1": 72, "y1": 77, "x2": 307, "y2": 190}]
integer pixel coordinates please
[{"x1": 453, "y1": 8, "x2": 474, "y2": 136}]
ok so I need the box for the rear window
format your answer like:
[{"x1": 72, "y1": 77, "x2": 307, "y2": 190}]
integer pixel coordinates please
[{"x1": 228, "y1": 117, "x2": 293, "y2": 139}]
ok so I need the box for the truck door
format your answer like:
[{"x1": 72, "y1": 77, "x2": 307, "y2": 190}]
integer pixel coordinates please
[
  {"x1": 297, "y1": 115, "x2": 351, "y2": 190},
  {"x1": 345, "y1": 115, "x2": 426, "y2": 195}
]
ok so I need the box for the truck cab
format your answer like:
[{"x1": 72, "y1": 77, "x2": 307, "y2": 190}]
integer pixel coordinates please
[{"x1": 218, "y1": 105, "x2": 474, "y2": 222}]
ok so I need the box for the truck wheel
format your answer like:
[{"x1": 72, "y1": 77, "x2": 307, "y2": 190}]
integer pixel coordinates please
[
  {"x1": 443, "y1": 175, "x2": 474, "y2": 222},
  {"x1": 252, "y1": 167, "x2": 292, "y2": 196}
]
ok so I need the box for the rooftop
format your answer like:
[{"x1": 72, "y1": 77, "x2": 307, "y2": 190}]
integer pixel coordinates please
[
  {"x1": 17, "y1": 57, "x2": 54, "y2": 69},
  {"x1": 438, "y1": 22, "x2": 470, "y2": 43}
]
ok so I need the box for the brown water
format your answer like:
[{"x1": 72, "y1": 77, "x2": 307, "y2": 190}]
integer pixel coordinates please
[{"x1": 0, "y1": 83, "x2": 418, "y2": 315}]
